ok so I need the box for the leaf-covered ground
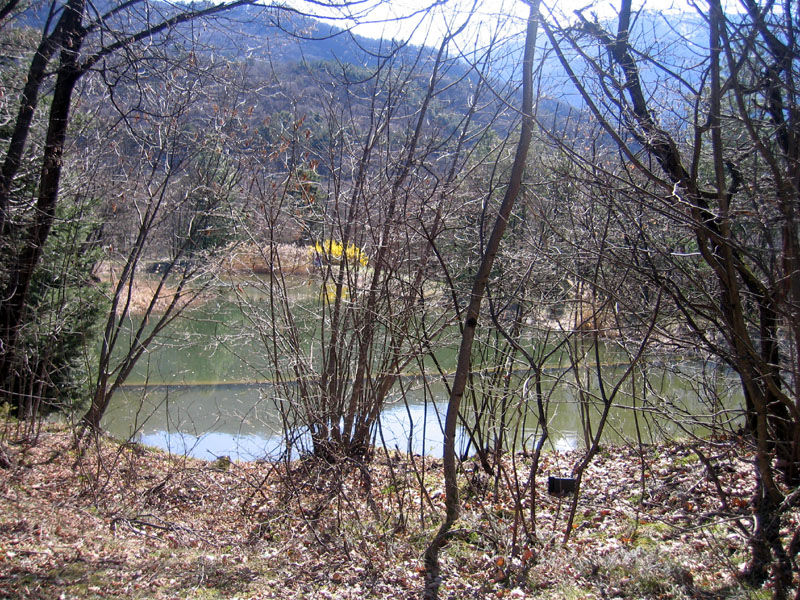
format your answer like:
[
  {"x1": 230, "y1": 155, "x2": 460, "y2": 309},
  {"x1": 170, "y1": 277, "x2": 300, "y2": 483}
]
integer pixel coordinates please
[{"x1": 0, "y1": 425, "x2": 796, "y2": 599}]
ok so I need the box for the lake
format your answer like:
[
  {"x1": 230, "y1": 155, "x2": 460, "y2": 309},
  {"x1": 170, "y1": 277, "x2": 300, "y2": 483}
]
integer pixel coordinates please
[{"x1": 102, "y1": 284, "x2": 744, "y2": 461}]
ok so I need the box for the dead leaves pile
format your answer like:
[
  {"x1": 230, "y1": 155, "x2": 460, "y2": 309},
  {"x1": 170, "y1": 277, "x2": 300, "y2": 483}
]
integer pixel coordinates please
[{"x1": 0, "y1": 427, "x2": 797, "y2": 599}]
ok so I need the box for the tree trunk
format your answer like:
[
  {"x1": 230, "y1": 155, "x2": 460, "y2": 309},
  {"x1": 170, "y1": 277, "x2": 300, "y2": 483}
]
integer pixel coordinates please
[
  {"x1": 0, "y1": 0, "x2": 85, "y2": 411},
  {"x1": 423, "y1": 2, "x2": 540, "y2": 596}
]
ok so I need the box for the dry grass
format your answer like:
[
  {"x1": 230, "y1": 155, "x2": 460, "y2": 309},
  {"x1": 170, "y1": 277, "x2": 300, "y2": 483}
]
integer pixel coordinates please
[
  {"x1": 93, "y1": 262, "x2": 207, "y2": 317},
  {"x1": 223, "y1": 243, "x2": 312, "y2": 276},
  {"x1": 93, "y1": 244, "x2": 313, "y2": 316},
  {"x1": 0, "y1": 425, "x2": 795, "y2": 599}
]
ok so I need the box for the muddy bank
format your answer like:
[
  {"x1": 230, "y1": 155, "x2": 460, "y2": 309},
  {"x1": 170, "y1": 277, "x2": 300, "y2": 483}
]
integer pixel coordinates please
[{"x1": 94, "y1": 244, "x2": 312, "y2": 316}]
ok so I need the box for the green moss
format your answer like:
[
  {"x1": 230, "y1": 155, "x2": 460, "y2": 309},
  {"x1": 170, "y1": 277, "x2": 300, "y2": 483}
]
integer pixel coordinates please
[
  {"x1": 637, "y1": 520, "x2": 671, "y2": 534},
  {"x1": 547, "y1": 584, "x2": 596, "y2": 599},
  {"x1": 632, "y1": 535, "x2": 656, "y2": 548},
  {"x1": 622, "y1": 518, "x2": 672, "y2": 548},
  {"x1": 672, "y1": 453, "x2": 701, "y2": 467},
  {"x1": 48, "y1": 561, "x2": 92, "y2": 582},
  {"x1": 63, "y1": 585, "x2": 106, "y2": 600},
  {"x1": 178, "y1": 588, "x2": 227, "y2": 599}
]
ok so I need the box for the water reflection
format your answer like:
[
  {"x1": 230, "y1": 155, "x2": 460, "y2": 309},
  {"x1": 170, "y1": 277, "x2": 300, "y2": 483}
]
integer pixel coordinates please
[
  {"x1": 105, "y1": 377, "x2": 667, "y2": 461},
  {"x1": 106, "y1": 384, "x2": 474, "y2": 460},
  {"x1": 103, "y1": 294, "x2": 743, "y2": 461}
]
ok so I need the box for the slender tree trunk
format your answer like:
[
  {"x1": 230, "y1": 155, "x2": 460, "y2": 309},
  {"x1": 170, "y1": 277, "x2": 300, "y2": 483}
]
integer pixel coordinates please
[{"x1": 423, "y1": 3, "x2": 540, "y2": 597}]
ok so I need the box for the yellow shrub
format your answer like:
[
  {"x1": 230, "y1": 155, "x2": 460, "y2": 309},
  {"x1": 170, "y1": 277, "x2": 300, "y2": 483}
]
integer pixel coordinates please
[{"x1": 310, "y1": 239, "x2": 368, "y2": 267}]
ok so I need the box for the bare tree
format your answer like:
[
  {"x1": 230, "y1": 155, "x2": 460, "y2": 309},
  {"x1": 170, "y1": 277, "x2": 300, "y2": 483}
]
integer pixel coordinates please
[
  {"x1": 542, "y1": 0, "x2": 800, "y2": 591},
  {"x1": 0, "y1": 0, "x2": 268, "y2": 417},
  {"x1": 231, "y1": 14, "x2": 494, "y2": 461},
  {"x1": 0, "y1": 0, "x2": 400, "y2": 421},
  {"x1": 80, "y1": 54, "x2": 249, "y2": 434}
]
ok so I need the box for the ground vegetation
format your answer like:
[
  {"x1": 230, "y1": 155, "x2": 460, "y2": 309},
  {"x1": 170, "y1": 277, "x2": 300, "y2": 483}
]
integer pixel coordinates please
[{"x1": 2, "y1": 425, "x2": 794, "y2": 599}]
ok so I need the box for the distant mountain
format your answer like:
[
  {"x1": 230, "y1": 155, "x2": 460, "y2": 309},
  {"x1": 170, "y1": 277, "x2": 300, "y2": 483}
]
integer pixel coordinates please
[
  {"x1": 200, "y1": 6, "x2": 414, "y2": 67},
  {"x1": 7, "y1": 0, "x2": 578, "y2": 161}
]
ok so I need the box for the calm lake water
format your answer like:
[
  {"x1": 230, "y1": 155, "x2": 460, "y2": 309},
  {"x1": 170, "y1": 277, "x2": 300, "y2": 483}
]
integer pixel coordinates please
[{"x1": 103, "y1": 286, "x2": 744, "y2": 461}]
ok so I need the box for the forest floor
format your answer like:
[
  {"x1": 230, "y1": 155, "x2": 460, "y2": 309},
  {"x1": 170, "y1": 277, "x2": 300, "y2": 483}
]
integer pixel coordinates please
[{"x1": 0, "y1": 424, "x2": 796, "y2": 599}]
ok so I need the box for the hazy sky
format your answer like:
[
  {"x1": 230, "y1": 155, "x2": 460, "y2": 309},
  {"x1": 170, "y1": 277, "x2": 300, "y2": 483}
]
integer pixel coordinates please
[{"x1": 335, "y1": 0, "x2": 700, "y2": 44}]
